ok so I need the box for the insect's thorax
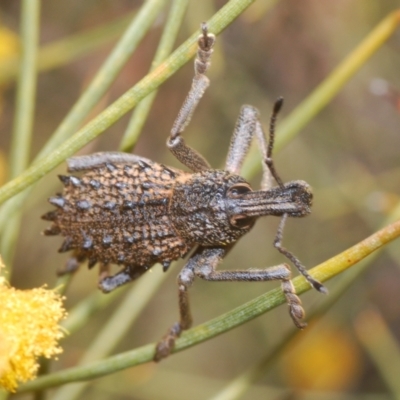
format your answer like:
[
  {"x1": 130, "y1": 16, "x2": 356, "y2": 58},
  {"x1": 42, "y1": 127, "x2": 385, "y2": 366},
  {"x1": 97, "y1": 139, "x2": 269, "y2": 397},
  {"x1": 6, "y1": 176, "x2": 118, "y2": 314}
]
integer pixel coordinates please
[{"x1": 170, "y1": 169, "x2": 253, "y2": 246}]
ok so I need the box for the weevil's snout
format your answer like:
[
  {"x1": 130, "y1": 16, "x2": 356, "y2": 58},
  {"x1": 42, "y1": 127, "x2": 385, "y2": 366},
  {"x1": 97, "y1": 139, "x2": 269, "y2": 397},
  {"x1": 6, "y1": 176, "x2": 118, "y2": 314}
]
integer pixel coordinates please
[
  {"x1": 226, "y1": 180, "x2": 313, "y2": 219},
  {"x1": 283, "y1": 180, "x2": 313, "y2": 217}
]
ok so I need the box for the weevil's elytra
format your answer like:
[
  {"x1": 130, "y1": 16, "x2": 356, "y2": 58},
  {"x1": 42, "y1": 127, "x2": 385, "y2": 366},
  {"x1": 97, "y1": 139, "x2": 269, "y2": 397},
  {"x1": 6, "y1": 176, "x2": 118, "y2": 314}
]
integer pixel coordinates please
[{"x1": 43, "y1": 23, "x2": 326, "y2": 362}]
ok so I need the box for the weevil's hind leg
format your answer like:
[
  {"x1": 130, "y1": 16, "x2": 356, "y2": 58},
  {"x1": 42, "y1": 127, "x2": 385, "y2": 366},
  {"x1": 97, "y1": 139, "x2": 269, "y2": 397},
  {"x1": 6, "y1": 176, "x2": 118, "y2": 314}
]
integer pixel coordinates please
[
  {"x1": 98, "y1": 264, "x2": 150, "y2": 293},
  {"x1": 167, "y1": 23, "x2": 215, "y2": 172},
  {"x1": 154, "y1": 246, "x2": 225, "y2": 361},
  {"x1": 274, "y1": 214, "x2": 328, "y2": 294},
  {"x1": 225, "y1": 105, "x2": 274, "y2": 190},
  {"x1": 193, "y1": 247, "x2": 306, "y2": 329},
  {"x1": 154, "y1": 259, "x2": 196, "y2": 361},
  {"x1": 154, "y1": 244, "x2": 308, "y2": 362},
  {"x1": 57, "y1": 252, "x2": 84, "y2": 276}
]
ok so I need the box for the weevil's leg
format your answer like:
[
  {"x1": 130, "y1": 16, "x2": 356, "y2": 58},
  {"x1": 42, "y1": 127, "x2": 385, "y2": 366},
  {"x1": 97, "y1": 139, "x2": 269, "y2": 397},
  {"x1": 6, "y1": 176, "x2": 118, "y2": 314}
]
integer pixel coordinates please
[
  {"x1": 154, "y1": 246, "x2": 229, "y2": 361},
  {"x1": 57, "y1": 255, "x2": 80, "y2": 276},
  {"x1": 98, "y1": 264, "x2": 150, "y2": 293},
  {"x1": 274, "y1": 213, "x2": 328, "y2": 294},
  {"x1": 264, "y1": 97, "x2": 284, "y2": 188},
  {"x1": 67, "y1": 153, "x2": 153, "y2": 172},
  {"x1": 194, "y1": 248, "x2": 306, "y2": 329},
  {"x1": 167, "y1": 23, "x2": 215, "y2": 172},
  {"x1": 225, "y1": 105, "x2": 274, "y2": 190}
]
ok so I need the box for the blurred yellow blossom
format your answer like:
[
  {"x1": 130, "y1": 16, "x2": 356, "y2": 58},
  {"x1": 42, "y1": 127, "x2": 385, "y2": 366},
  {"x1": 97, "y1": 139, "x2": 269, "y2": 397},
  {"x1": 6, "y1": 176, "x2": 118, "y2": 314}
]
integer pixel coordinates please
[
  {"x1": 0, "y1": 257, "x2": 67, "y2": 392},
  {"x1": 0, "y1": 26, "x2": 19, "y2": 61},
  {"x1": 281, "y1": 320, "x2": 361, "y2": 391}
]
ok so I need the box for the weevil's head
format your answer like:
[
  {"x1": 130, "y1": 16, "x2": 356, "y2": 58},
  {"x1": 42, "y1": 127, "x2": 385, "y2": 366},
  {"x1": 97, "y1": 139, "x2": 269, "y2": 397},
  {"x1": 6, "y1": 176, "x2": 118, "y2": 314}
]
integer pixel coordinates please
[{"x1": 170, "y1": 170, "x2": 313, "y2": 247}]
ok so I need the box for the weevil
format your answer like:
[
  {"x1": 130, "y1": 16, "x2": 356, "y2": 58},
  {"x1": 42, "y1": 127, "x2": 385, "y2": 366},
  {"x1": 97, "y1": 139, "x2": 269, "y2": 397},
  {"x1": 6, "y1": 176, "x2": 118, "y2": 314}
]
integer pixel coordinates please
[{"x1": 43, "y1": 23, "x2": 327, "y2": 361}]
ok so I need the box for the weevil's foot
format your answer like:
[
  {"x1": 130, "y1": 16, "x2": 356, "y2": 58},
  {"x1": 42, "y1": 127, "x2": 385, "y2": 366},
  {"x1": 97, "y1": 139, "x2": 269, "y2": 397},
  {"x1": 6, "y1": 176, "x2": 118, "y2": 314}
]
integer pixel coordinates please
[
  {"x1": 290, "y1": 304, "x2": 307, "y2": 330},
  {"x1": 199, "y1": 22, "x2": 215, "y2": 52},
  {"x1": 98, "y1": 267, "x2": 132, "y2": 293},
  {"x1": 311, "y1": 278, "x2": 328, "y2": 294},
  {"x1": 57, "y1": 257, "x2": 80, "y2": 276},
  {"x1": 154, "y1": 322, "x2": 182, "y2": 362},
  {"x1": 281, "y1": 279, "x2": 307, "y2": 329}
]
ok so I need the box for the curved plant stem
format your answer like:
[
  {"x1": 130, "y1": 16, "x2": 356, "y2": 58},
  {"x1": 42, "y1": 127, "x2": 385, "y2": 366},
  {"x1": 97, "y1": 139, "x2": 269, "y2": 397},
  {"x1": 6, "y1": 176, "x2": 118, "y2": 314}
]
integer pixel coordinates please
[
  {"x1": 51, "y1": 4, "x2": 190, "y2": 396},
  {"x1": 0, "y1": 11, "x2": 139, "y2": 86},
  {"x1": 0, "y1": 0, "x2": 166, "y2": 233},
  {"x1": 0, "y1": 0, "x2": 257, "y2": 207},
  {"x1": 209, "y1": 260, "x2": 376, "y2": 400},
  {"x1": 241, "y1": 9, "x2": 400, "y2": 179},
  {"x1": 17, "y1": 218, "x2": 400, "y2": 393},
  {"x1": 120, "y1": 0, "x2": 190, "y2": 152},
  {"x1": 355, "y1": 308, "x2": 400, "y2": 399},
  {"x1": 0, "y1": 0, "x2": 40, "y2": 268},
  {"x1": 52, "y1": 268, "x2": 168, "y2": 400}
]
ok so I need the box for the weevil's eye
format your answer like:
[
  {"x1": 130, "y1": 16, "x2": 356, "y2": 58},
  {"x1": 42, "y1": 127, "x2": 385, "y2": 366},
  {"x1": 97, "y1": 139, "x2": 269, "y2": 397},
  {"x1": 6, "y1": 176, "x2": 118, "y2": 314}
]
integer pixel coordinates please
[
  {"x1": 227, "y1": 183, "x2": 255, "y2": 229},
  {"x1": 227, "y1": 183, "x2": 252, "y2": 198}
]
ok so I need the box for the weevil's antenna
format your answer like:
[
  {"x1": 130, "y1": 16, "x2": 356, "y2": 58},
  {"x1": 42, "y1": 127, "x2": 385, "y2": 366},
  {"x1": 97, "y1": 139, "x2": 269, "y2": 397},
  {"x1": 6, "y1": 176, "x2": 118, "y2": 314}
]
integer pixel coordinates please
[
  {"x1": 274, "y1": 214, "x2": 328, "y2": 294},
  {"x1": 265, "y1": 97, "x2": 284, "y2": 188}
]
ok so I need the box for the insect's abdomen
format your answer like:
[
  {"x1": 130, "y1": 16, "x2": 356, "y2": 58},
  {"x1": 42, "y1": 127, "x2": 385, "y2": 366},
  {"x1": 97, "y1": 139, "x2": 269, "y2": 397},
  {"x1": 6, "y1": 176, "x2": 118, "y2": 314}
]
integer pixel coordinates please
[{"x1": 43, "y1": 160, "x2": 191, "y2": 269}]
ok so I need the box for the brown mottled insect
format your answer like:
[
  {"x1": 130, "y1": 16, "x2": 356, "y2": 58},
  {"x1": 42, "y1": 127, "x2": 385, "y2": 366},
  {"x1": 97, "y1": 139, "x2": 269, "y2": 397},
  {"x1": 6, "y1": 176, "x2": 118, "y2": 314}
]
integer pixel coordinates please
[{"x1": 43, "y1": 24, "x2": 327, "y2": 361}]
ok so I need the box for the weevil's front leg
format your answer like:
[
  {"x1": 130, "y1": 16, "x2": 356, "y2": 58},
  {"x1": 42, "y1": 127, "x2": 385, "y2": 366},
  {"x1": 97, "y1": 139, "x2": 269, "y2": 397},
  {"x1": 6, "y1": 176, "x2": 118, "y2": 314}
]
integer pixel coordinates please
[
  {"x1": 274, "y1": 214, "x2": 328, "y2": 294},
  {"x1": 225, "y1": 105, "x2": 274, "y2": 190},
  {"x1": 167, "y1": 23, "x2": 215, "y2": 172},
  {"x1": 194, "y1": 248, "x2": 306, "y2": 329}
]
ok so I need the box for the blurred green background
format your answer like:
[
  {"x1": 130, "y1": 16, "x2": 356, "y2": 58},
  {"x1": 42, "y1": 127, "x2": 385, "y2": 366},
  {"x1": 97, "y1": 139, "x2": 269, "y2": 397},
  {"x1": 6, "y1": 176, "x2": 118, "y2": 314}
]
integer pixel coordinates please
[{"x1": 1, "y1": 0, "x2": 400, "y2": 399}]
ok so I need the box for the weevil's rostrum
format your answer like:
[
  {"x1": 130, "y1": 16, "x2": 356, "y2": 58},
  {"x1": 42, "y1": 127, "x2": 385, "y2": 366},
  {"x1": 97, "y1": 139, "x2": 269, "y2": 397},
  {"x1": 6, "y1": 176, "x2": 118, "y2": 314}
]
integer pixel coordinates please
[{"x1": 43, "y1": 23, "x2": 326, "y2": 361}]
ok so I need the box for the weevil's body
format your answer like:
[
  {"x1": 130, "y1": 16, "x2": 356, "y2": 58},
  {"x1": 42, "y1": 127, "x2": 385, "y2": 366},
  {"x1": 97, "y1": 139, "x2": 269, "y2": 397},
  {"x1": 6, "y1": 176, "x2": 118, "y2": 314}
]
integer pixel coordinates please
[
  {"x1": 48, "y1": 160, "x2": 189, "y2": 274},
  {"x1": 46, "y1": 159, "x2": 254, "y2": 279},
  {"x1": 43, "y1": 24, "x2": 326, "y2": 361}
]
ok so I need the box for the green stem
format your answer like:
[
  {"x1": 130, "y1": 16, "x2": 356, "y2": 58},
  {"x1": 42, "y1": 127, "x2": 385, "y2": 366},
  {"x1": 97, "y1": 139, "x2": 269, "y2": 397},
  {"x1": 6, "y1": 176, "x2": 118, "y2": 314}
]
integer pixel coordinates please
[
  {"x1": 0, "y1": 0, "x2": 166, "y2": 231},
  {"x1": 241, "y1": 9, "x2": 400, "y2": 178},
  {"x1": 52, "y1": 268, "x2": 168, "y2": 400},
  {"x1": 17, "y1": 218, "x2": 400, "y2": 392},
  {"x1": 0, "y1": 10, "x2": 139, "y2": 86},
  {"x1": 355, "y1": 308, "x2": 400, "y2": 400},
  {"x1": 119, "y1": 0, "x2": 190, "y2": 152},
  {"x1": 0, "y1": 0, "x2": 256, "y2": 207},
  {"x1": 1, "y1": 0, "x2": 40, "y2": 267}
]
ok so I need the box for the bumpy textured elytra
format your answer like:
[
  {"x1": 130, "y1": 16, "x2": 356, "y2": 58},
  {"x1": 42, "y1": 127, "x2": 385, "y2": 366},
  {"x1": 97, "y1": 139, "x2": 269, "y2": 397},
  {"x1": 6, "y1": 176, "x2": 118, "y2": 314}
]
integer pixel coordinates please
[{"x1": 43, "y1": 24, "x2": 327, "y2": 361}]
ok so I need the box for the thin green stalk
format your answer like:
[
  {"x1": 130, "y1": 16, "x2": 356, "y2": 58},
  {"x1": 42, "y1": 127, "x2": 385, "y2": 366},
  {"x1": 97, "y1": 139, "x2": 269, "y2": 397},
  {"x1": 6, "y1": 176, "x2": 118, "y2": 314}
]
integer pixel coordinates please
[
  {"x1": 0, "y1": 0, "x2": 166, "y2": 232},
  {"x1": 210, "y1": 195, "x2": 400, "y2": 400},
  {"x1": 61, "y1": 286, "x2": 126, "y2": 334},
  {"x1": 1, "y1": 0, "x2": 40, "y2": 267},
  {"x1": 0, "y1": 0, "x2": 257, "y2": 207},
  {"x1": 52, "y1": 268, "x2": 169, "y2": 400},
  {"x1": 0, "y1": 10, "x2": 139, "y2": 86},
  {"x1": 209, "y1": 264, "x2": 369, "y2": 400},
  {"x1": 38, "y1": 0, "x2": 166, "y2": 163},
  {"x1": 18, "y1": 218, "x2": 400, "y2": 392},
  {"x1": 241, "y1": 9, "x2": 400, "y2": 179},
  {"x1": 355, "y1": 308, "x2": 400, "y2": 400},
  {"x1": 50, "y1": 7, "x2": 190, "y2": 396},
  {"x1": 120, "y1": 0, "x2": 190, "y2": 152},
  {"x1": 9, "y1": 0, "x2": 40, "y2": 178}
]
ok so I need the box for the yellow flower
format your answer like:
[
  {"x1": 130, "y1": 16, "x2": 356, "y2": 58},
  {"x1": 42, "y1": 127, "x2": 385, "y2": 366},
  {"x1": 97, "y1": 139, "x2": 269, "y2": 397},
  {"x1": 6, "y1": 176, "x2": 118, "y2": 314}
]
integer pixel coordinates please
[
  {"x1": 0, "y1": 26, "x2": 19, "y2": 61},
  {"x1": 0, "y1": 258, "x2": 67, "y2": 392}
]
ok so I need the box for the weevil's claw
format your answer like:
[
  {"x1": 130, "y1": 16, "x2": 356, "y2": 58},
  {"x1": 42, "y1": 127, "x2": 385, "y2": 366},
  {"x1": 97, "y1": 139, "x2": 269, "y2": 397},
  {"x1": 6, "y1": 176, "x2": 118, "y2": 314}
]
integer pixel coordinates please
[
  {"x1": 154, "y1": 322, "x2": 181, "y2": 362},
  {"x1": 199, "y1": 22, "x2": 215, "y2": 51},
  {"x1": 313, "y1": 280, "x2": 328, "y2": 294}
]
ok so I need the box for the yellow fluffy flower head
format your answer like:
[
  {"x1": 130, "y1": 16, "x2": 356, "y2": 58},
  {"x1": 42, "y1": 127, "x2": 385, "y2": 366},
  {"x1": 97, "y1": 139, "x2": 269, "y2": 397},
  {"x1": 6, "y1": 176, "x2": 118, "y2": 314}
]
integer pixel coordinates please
[{"x1": 0, "y1": 258, "x2": 67, "y2": 392}]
